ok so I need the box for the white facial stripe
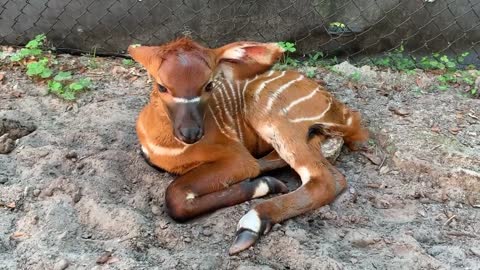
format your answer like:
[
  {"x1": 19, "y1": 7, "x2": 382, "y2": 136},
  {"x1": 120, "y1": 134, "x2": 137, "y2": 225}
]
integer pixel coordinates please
[
  {"x1": 282, "y1": 87, "x2": 319, "y2": 115},
  {"x1": 297, "y1": 166, "x2": 311, "y2": 186},
  {"x1": 237, "y1": 209, "x2": 261, "y2": 232},
  {"x1": 252, "y1": 181, "x2": 270, "y2": 199},
  {"x1": 147, "y1": 141, "x2": 187, "y2": 156},
  {"x1": 138, "y1": 120, "x2": 187, "y2": 156},
  {"x1": 254, "y1": 71, "x2": 286, "y2": 101},
  {"x1": 141, "y1": 145, "x2": 149, "y2": 158},
  {"x1": 288, "y1": 97, "x2": 332, "y2": 123},
  {"x1": 265, "y1": 75, "x2": 304, "y2": 112},
  {"x1": 172, "y1": 97, "x2": 201, "y2": 103}
]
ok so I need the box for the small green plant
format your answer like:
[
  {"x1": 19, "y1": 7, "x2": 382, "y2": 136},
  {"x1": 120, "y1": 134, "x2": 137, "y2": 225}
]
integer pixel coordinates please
[
  {"x1": 303, "y1": 66, "x2": 316, "y2": 78},
  {"x1": 372, "y1": 45, "x2": 416, "y2": 71},
  {"x1": 122, "y1": 58, "x2": 135, "y2": 67},
  {"x1": 48, "y1": 77, "x2": 92, "y2": 100},
  {"x1": 278, "y1": 41, "x2": 296, "y2": 53},
  {"x1": 275, "y1": 41, "x2": 299, "y2": 70},
  {"x1": 350, "y1": 71, "x2": 361, "y2": 82},
  {"x1": 10, "y1": 34, "x2": 46, "y2": 62},
  {"x1": 10, "y1": 34, "x2": 92, "y2": 100},
  {"x1": 26, "y1": 57, "x2": 52, "y2": 78}
]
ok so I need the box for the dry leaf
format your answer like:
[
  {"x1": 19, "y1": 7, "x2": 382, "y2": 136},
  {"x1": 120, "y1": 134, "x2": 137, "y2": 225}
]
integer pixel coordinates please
[
  {"x1": 11, "y1": 232, "x2": 26, "y2": 238},
  {"x1": 449, "y1": 127, "x2": 461, "y2": 134},
  {"x1": 431, "y1": 125, "x2": 440, "y2": 133},
  {"x1": 6, "y1": 202, "x2": 15, "y2": 209},
  {"x1": 107, "y1": 257, "x2": 120, "y2": 264},
  {"x1": 129, "y1": 76, "x2": 138, "y2": 83},
  {"x1": 0, "y1": 73, "x2": 5, "y2": 81},
  {"x1": 389, "y1": 107, "x2": 410, "y2": 116},
  {"x1": 111, "y1": 66, "x2": 127, "y2": 75},
  {"x1": 366, "y1": 183, "x2": 382, "y2": 189}
]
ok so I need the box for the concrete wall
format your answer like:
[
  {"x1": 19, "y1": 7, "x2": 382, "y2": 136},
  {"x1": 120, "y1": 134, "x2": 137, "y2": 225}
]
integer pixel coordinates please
[{"x1": 1, "y1": 0, "x2": 479, "y2": 62}]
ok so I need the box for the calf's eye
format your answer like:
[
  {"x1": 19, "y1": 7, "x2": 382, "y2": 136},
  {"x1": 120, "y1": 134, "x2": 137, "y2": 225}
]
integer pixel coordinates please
[
  {"x1": 158, "y1": 84, "x2": 168, "y2": 93},
  {"x1": 205, "y1": 82, "x2": 214, "y2": 92}
]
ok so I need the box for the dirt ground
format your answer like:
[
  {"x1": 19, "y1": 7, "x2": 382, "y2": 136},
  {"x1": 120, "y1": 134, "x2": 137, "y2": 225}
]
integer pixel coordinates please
[{"x1": 0, "y1": 55, "x2": 479, "y2": 270}]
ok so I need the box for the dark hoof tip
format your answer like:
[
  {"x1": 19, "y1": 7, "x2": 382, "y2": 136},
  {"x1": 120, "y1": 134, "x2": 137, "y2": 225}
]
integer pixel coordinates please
[
  {"x1": 262, "y1": 176, "x2": 289, "y2": 194},
  {"x1": 229, "y1": 229, "x2": 259, "y2": 255}
]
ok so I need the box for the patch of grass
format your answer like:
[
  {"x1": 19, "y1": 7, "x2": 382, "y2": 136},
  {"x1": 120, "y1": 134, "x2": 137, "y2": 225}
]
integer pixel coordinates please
[
  {"x1": 272, "y1": 40, "x2": 477, "y2": 97},
  {"x1": 372, "y1": 45, "x2": 416, "y2": 71},
  {"x1": 9, "y1": 34, "x2": 92, "y2": 100},
  {"x1": 85, "y1": 47, "x2": 100, "y2": 69},
  {"x1": 372, "y1": 46, "x2": 477, "y2": 97}
]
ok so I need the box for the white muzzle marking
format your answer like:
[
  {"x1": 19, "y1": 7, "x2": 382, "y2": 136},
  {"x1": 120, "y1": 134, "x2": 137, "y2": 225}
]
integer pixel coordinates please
[{"x1": 172, "y1": 97, "x2": 201, "y2": 103}]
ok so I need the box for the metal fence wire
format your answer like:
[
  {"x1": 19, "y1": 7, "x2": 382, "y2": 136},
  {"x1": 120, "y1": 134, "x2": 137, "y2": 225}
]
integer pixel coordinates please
[{"x1": 1, "y1": 0, "x2": 479, "y2": 66}]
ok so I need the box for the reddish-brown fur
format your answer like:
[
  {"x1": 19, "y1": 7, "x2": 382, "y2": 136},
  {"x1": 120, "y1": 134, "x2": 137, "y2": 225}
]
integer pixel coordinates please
[{"x1": 129, "y1": 38, "x2": 368, "y2": 254}]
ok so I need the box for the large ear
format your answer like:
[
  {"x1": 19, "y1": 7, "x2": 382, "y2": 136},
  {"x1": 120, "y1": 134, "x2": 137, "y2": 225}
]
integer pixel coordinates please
[
  {"x1": 127, "y1": 45, "x2": 162, "y2": 76},
  {"x1": 213, "y1": 42, "x2": 285, "y2": 80}
]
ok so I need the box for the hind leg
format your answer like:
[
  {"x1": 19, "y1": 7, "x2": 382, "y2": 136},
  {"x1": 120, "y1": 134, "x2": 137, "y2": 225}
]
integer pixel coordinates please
[{"x1": 229, "y1": 124, "x2": 347, "y2": 254}]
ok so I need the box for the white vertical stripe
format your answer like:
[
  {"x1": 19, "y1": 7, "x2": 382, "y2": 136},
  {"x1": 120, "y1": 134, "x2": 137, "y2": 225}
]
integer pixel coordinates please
[
  {"x1": 217, "y1": 83, "x2": 236, "y2": 128},
  {"x1": 288, "y1": 97, "x2": 333, "y2": 123},
  {"x1": 212, "y1": 92, "x2": 237, "y2": 137},
  {"x1": 233, "y1": 80, "x2": 245, "y2": 143},
  {"x1": 281, "y1": 87, "x2": 319, "y2": 115},
  {"x1": 226, "y1": 79, "x2": 243, "y2": 142},
  {"x1": 265, "y1": 75, "x2": 304, "y2": 112},
  {"x1": 254, "y1": 71, "x2": 286, "y2": 101},
  {"x1": 208, "y1": 105, "x2": 238, "y2": 141},
  {"x1": 242, "y1": 79, "x2": 251, "y2": 115},
  {"x1": 265, "y1": 70, "x2": 275, "y2": 77}
]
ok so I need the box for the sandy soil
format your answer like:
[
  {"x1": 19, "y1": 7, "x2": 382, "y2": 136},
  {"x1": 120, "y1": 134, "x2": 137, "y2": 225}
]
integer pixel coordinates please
[{"x1": 0, "y1": 55, "x2": 479, "y2": 270}]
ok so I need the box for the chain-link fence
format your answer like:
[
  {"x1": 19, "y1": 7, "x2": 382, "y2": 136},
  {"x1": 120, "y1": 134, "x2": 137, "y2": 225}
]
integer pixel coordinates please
[{"x1": 1, "y1": 0, "x2": 479, "y2": 66}]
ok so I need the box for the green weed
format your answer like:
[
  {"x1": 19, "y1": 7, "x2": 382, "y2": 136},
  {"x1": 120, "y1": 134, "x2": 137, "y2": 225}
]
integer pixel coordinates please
[
  {"x1": 122, "y1": 58, "x2": 135, "y2": 67},
  {"x1": 10, "y1": 34, "x2": 92, "y2": 100},
  {"x1": 275, "y1": 41, "x2": 299, "y2": 70},
  {"x1": 350, "y1": 71, "x2": 361, "y2": 82},
  {"x1": 86, "y1": 47, "x2": 99, "y2": 69},
  {"x1": 10, "y1": 34, "x2": 46, "y2": 62}
]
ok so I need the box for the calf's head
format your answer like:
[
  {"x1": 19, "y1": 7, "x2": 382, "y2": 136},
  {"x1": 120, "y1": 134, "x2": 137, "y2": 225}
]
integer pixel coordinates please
[{"x1": 128, "y1": 38, "x2": 283, "y2": 144}]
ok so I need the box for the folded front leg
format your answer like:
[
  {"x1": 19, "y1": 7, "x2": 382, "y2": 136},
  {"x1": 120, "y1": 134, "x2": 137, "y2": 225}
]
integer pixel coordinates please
[{"x1": 165, "y1": 150, "x2": 288, "y2": 222}]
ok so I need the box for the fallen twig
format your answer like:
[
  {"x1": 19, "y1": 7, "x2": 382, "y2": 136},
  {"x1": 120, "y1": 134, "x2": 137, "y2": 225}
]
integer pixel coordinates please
[
  {"x1": 445, "y1": 231, "x2": 478, "y2": 238},
  {"x1": 377, "y1": 155, "x2": 387, "y2": 170},
  {"x1": 443, "y1": 214, "x2": 456, "y2": 226}
]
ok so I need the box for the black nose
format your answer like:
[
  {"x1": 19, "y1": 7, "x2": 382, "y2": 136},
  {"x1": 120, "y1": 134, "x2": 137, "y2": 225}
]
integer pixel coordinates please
[{"x1": 178, "y1": 127, "x2": 203, "y2": 144}]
